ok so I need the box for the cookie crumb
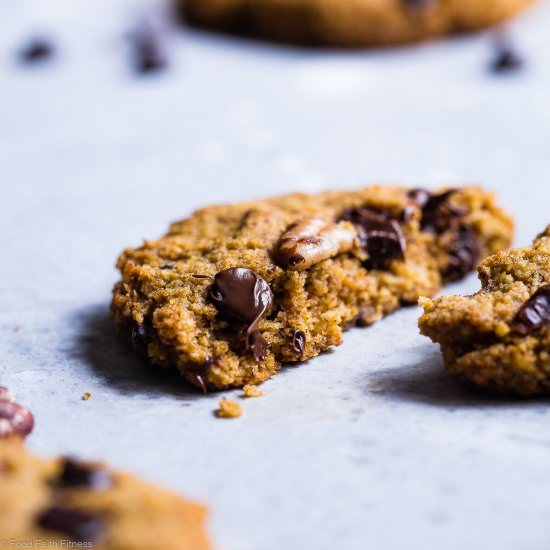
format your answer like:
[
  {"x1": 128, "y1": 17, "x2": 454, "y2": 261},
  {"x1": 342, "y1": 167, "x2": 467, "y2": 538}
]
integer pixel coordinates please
[
  {"x1": 13, "y1": 326, "x2": 21, "y2": 333},
  {"x1": 19, "y1": 37, "x2": 55, "y2": 64},
  {"x1": 243, "y1": 384, "x2": 264, "y2": 398},
  {"x1": 81, "y1": 392, "x2": 91, "y2": 401},
  {"x1": 216, "y1": 398, "x2": 242, "y2": 418}
]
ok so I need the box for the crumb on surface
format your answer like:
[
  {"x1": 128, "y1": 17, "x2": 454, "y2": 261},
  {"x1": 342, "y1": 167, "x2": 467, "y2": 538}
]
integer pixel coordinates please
[
  {"x1": 13, "y1": 326, "x2": 21, "y2": 333},
  {"x1": 243, "y1": 384, "x2": 264, "y2": 398},
  {"x1": 216, "y1": 398, "x2": 242, "y2": 418},
  {"x1": 81, "y1": 392, "x2": 91, "y2": 401}
]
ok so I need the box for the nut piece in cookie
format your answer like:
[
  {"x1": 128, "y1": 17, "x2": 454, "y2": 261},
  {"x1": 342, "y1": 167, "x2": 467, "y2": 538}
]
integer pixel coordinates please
[
  {"x1": 419, "y1": 226, "x2": 550, "y2": 396},
  {"x1": 277, "y1": 217, "x2": 357, "y2": 270},
  {"x1": 0, "y1": 388, "x2": 34, "y2": 439}
]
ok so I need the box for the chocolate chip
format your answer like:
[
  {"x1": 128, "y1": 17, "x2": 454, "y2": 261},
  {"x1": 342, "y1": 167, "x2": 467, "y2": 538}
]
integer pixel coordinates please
[
  {"x1": 160, "y1": 261, "x2": 175, "y2": 270},
  {"x1": 290, "y1": 330, "x2": 306, "y2": 356},
  {"x1": 338, "y1": 208, "x2": 406, "y2": 269},
  {"x1": 57, "y1": 458, "x2": 112, "y2": 490},
  {"x1": 443, "y1": 225, "x2": 481, "y2": 281},
  {"x1": 490, "y1": 35, "x2": 523, "y2": 74},
  {"x1": 19, "y1": 38, "x2": 54, "y2": 64},
  {"x1": 37, "y1": 506, "x2": 104, "y2": 543},
  {"x1": 409, "y1": 188, "x2": 464, "y2": 234},
  {"x1": 209, "y1": 268, "x2": 273, "y2": 362},
  {"x1": 131, "y1": 26, "x2": 166, "y2": 74},
  {"x1": 130, "y1": 321, "x2": 153, "y2": 359},
  {"x1": 511, "y1": 285, "x2": 550, "y2": 335},
  {"x1": 0, "y1": 400, "x2": 34, "y2": 439}
]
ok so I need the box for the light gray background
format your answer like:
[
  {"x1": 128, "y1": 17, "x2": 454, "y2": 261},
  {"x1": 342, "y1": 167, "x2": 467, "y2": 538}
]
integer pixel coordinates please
[{"x1": 2, "y1": 1, "x2": 550, "y2": 549}]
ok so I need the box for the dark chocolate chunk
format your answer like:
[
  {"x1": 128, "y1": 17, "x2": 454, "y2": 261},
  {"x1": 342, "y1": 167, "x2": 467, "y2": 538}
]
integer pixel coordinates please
[
  {"x1": 443, "y1": 225, "x2": 481, "y2": 282},
  {"x1": 57, "y1": 458, "x2": 112, "y2": 490},
  {"x1": 130, "y1": 320, "x2": 153, "y2": 359},
  {"x1": 131, "y1": 26, "x2": 166, "y2": 74},
  {"x1": 409, "y1": 188, "x2": 464, "y2": 234},
  {"x1": 0, "y1": 400, "x2": 34, "y2": 439},
  {"x1": 290, "y1": 330, "x2": 306, "y2": 356},
  {"x1": 37, "y1": 507, "x2": 104, "y2": 542},
  {"x1": 338, "y1": 208, "x2": 406, "y2": 269},
  {"x1": 512, "y1": 285, "x2": 550, "y2": 335},
  {"x1": 19, "y1": 38, "x2": 54, "y2": 64},
  {"x1": 210, "y1": 268, "x2": 273, "y2": 362}
]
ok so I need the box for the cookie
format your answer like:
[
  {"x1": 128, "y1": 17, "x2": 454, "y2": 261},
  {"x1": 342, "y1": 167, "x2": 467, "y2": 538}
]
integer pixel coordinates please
[
  {"x1": 0, "y1": 438, "x2": 210, "y2": 549},
  {"x1": 420, "y1": 226, "x2": 550, "y2": 396},
  {"x1": 111, "y1": 185, "x2": 513, "y2": 390},
  {"x1": 180, "y1": 0, "x2": 535, "y2": 47}
]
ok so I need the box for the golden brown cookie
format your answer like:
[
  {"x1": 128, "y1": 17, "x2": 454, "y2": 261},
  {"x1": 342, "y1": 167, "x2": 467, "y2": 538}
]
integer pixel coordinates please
[
  {"x1": 180, "y1": 0, "x2": 535, "y2": 47},
  {"x1": 0, "y1": 438, "x2": 211, "y2": 549},
  {"x1": 111, "y1": 185, "x2": 512, "y2": 390},
  {"x1": 420, "y1": 226, "x2": 550, "y2": 396}
]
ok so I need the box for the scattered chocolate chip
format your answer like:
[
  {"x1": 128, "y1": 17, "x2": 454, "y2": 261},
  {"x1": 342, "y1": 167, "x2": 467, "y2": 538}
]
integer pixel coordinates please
[
  {"x1": 209, "y1": 268, "x2": 273, "y2": 362},
  {"x1": 37, "y1": 506, "x2": 104, "y2": 543},
  {"x1": 338, "y1": 208, "x2": 406, "y2": 269},
  {"x1": 290, "y1": 330, "x2": 306, "y2": 356},
  {"x1": 444, "y1": 225, "x2": 481, "y2": 281},
  {"x1": 57, "y1": 458, "x2": 112, "y2": 490},
  {"x1": 511, "y1": 285, "x2": 550, "y2": 335},
  {"x1": 0, "y1": 400, "x2": 34, "y2": 439},
  {"x1": 409, "y1": 188, "x2": 464, "y2": 234},
  {"x1": 19, "y1": 38, "x2": 54, "y2": 64},
  {"x1": 0, "y1": 386, "x2": 15, "y2": 402},
  {"x1": 490, "y1": 35, "x2": 523, "y2": 74},
  {"x1": 130, "y1": 26, "x2": 167, "y2": 74}
]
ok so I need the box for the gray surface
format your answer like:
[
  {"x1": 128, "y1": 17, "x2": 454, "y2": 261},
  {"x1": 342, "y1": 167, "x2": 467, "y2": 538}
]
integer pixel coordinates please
[{"x1": 2, "y1": 1, "x2": 550, "y2": 549}]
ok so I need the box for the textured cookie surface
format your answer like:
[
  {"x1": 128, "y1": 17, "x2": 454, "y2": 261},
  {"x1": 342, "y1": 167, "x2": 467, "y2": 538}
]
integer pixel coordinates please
[
  {"x1": 0, "y1": 439, "x2": 210, "y2": 549},
  {"x1": 181, "y1": 0, "x2": 535, "y2": 47},
  {"x1": 111, "y1": 185, "x2": 512, "y2": 390},
  {"x1": 420, "y1": 227, "x2": 550, "y2": 396}
]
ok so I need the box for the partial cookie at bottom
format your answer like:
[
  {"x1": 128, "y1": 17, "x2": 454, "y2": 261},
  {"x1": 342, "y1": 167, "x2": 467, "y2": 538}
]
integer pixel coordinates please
[{"x1": 0, "y1": 439, "x2": 210, "y2": 549}]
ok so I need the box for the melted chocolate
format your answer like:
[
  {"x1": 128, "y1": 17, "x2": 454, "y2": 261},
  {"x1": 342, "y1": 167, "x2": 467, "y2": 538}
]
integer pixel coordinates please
[
  {"x1": 444, "y1": 225, "x2": 481, "y2": 282},
  {"x1": 210, "y1": 268, "x2": 273, "y2": 362},
  {"x1": 512, "y1": 285, "x2": 550, "y2": 335},
  {"x1": 408, "y1": 188, "x2": 464, "y2": 234},
  {"x1": 338, "y1": 208, "x2": 406, "y2": 269},
  {"x1": 57, "y1": 458, "x2": 112, "y2": 490},
  {"x1": 37, "y1": 506, "x2": 104, "y2": 543}
]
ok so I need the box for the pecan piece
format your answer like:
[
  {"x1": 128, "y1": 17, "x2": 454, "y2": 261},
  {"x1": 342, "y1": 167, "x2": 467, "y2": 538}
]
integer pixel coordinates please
[
  {"x1": 277, "y1": 217, "x2": 357, "y2": 270},
  {"x1": 0, "y1": 399, "x2": 34, "y2": 439}
]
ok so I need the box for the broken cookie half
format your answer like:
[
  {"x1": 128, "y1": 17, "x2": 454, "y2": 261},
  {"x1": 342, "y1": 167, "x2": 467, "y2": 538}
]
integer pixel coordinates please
[
  {"x1": 111, "y1": 185, "x2": 513, "y2": 390},
  {"x1": 420, "y1": 226, "x2": 550, "y2": 396}
]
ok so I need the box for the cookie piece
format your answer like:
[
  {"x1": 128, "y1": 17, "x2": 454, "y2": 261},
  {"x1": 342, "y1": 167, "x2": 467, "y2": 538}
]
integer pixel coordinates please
[
  {"x1": 0, "y1": 438, "x2": 210, "y2": 549},
  {"x1": 419, "y1": 226, "x2": 550, "y2": 396},
  {"x1": 180, "y1": 0, "x2": 535, "y2": 47},
  {"x1": 111, "y1": 185, "x2": 512, "y2": 390}
]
